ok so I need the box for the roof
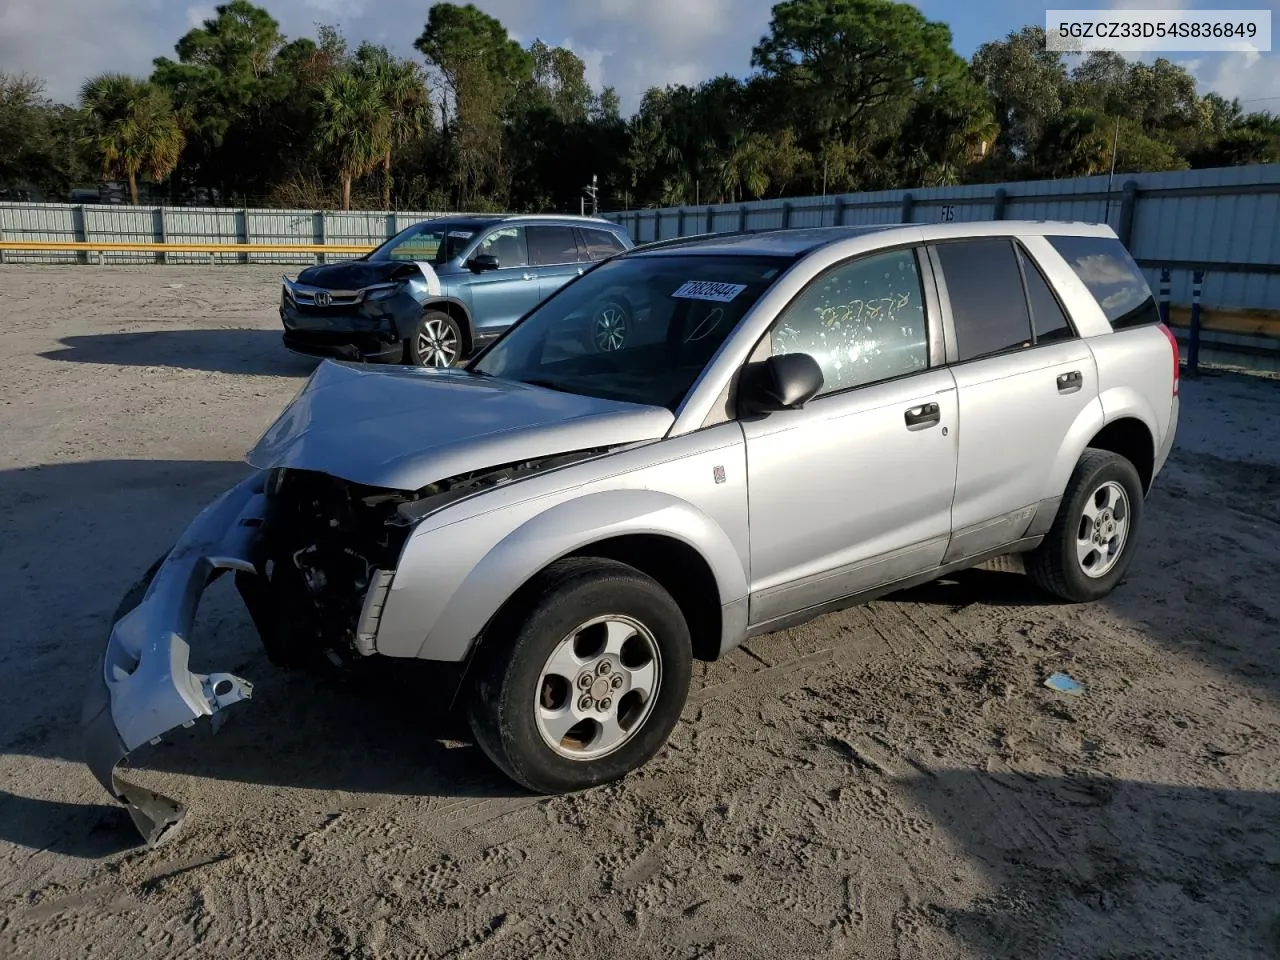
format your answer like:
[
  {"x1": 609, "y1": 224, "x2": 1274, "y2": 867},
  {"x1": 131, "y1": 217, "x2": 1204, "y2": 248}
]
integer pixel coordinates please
[
  {"x1": 415, "y1": 213, "x2": 622, "y2": 231},
  {"x1": 624, "y1": 220, "x2": 1119, "y2": 259}
]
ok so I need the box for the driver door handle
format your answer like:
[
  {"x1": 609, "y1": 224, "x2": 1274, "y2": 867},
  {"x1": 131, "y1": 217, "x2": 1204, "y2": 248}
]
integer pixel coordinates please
[
  {"x1": 904, "y1": 402, "x2": 941, "y2": 430},
  {"x1": 522, "y1": 272, "x2": 536, "y2": 281}
]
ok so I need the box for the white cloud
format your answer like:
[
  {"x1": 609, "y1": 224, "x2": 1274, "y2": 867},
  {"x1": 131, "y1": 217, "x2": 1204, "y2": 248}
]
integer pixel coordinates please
[
  {"x1": 561, "y1": 38, "x2": 609, "y2": 92},
  {"x1": 1180, "y1": 49, "x2": 1280, "y2": 108},
  {"x1": 185, "y1": 5, "x2": 215, "y2": 30}
]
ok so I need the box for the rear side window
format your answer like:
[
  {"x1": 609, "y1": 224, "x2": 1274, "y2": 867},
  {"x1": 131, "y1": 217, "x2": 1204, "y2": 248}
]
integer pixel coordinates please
[
  {"x1": 1016, "y1": 244, "x2": 1075, "y2": 344},
  {"x1": 527, "y1": 225, "x2": 580, "y2": 265},
  {"x1": 582, "y1": 228, "x2": 627, "y2": 259},
  {"x1": 934, "y1": 239, "x2": 1032, "y2": 362},
  {"x1": 1046, "y1": 235, "x2": 1159, "y2": 329}
]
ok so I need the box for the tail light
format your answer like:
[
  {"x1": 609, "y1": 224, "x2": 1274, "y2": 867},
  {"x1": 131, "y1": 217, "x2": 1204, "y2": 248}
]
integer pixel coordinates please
[{"x1": 1156, "y1": 323, "x2": 1180, "y2": 397}]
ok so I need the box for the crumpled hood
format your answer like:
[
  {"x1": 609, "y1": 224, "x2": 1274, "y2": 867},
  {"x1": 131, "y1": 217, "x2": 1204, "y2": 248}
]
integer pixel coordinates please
[
  {"x1": 295, "y1": 259, "x2": 423, "y2": 289},
  {"x1": 246, "y1": 361, "x2": 674, "y2": 491}
]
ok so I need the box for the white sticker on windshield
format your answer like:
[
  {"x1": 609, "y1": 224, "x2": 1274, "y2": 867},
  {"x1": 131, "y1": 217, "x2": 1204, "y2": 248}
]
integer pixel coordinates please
[
  {"x1": 448, "y1": 230, "x2": 474, "y2": 239},
  {"x1": 413, "y1": 261, "x2": 442, "y2": 296},
  {"x1": 671, "y1": 280, "x2": 747, "y2": 303}
]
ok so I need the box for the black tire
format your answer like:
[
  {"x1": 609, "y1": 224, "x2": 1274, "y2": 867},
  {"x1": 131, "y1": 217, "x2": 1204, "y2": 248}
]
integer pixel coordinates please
[
  {"x1": 406, "y1": 309, "x2": 466, "y2": 367},
  {"x1": 467, "y1": 557, "x2": 692, "y2": 794},
  {"x1": 1026, "y1": 449, "x2": 1144, "y2": 602}
]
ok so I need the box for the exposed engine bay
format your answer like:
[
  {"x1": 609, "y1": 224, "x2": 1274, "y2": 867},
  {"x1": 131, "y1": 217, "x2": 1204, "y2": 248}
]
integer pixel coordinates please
[{"x1": 235, "y1": 451, "x2": 608, "y2": 668}]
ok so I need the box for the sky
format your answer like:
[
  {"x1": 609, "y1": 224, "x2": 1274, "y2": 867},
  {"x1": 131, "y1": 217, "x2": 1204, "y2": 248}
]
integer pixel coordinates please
[{"x1": 1, "y1": 0, "x2": 1276, "y2": 115}]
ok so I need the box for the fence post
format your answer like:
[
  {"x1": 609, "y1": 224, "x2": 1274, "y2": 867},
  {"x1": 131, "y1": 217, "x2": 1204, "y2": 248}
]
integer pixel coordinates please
[
  {"x1": 76, "y1": 204, "x2": 90, "y2": 266},
  {"x1": 780, "y1": 201, "x2": 791, "y2": 229},
  {"x1": 1118, "y1": 181, "x2": 1139, "y2": 247},
  {"x1": 739, "y1": 205, "x2": 749, "y2": 232},
  {"x1": 240, "y1": 208, "x2": 251, "y2": 265},
  {"x1": 156, "y1": 207, "x2": 169, "y2": 265},
  {"x1": 901, "y1": 193, "x2": 915, "y2": 224},
  {"x1": 1158, "y1": 267, "x2": 1170, "y2": 326},
  {"x1": 831, "y1": 197, "x2": 844, "y2": 227},
  {"x1": 387, "y1": 212, "x2": 396, "y2": 239},
  {"x1": 0, "y1": 225, "x2": 6, "y2": 265},
  {"x1": 677, "y1": 208, "x2": 685, "y2": 237},
  {"x1": 992, "y1": 188, "x2": 1008, "y2": 221},
  {"x1": 706, "y1": 205, "x2": 714, "y2": 233},
  {"x1": 315, "y1": 211, "x2": 326, "y2": 265},
  {"x1": 1187, "y1": 268, "x2": 1204, "y2": 377}
]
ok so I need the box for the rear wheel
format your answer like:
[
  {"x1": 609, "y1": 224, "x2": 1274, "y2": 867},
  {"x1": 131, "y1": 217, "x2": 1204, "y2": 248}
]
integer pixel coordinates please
[
  {"x1": 1027, "y1": 449, "x2": 1144, "y2": 602},
  {"x1": 467, "y1": 558, "x2": 692, "y2": 793},
  {"x1": 407, "y1": 310, "x2": 464, "y2": 367}
]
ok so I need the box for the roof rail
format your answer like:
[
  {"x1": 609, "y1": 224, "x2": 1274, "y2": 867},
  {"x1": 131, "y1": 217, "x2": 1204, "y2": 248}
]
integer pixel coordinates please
[{"x1": 627, "y1": 228, "x2": 772, "y2": 253}]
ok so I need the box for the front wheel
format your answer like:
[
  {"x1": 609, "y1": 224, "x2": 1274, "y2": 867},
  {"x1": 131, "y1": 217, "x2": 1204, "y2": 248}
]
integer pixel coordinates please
[
  {"x1": 407, "y1": 310, "x2": 464, "y2": 367},
  {"x1": 1026, "y1": 449, "x2": 1144, "y2": 602},
  {"x1": 588, "y1": 300, "x2": 632, "y2": 353},
  {"x1": 467, "y1": 558, "x2": 692, "y2": 794}
]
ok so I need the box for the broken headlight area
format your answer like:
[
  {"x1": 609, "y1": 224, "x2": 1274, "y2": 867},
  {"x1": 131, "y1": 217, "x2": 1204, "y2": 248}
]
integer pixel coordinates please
[
  {"x1": 237, "y1": 468, "x2": 416, "y2": 669},
  {"x1": 240, "y1": 451, "x2": 609, "y2": 667}
]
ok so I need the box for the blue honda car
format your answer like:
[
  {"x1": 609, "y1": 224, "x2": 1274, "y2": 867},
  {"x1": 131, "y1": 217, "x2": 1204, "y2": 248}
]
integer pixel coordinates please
[{"x1": 280, "y1": 214, "x2": 634, "y2": 367}]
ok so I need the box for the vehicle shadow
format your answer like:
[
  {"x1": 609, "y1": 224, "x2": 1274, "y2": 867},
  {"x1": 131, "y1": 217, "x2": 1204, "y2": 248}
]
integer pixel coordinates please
[
  {"x1": 889, "y1": 565, "x2": 1064, "y2": 609},
  {"x1": 39, "y1": 330, "x2": 319, "y2": 377},
  {"x1": 901, "y1": 768, "x2": 1280, "y2": 959}
]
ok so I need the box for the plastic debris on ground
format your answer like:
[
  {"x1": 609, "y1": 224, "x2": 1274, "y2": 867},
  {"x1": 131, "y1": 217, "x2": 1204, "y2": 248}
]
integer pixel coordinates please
[{"x1": 1044, "y1": 672, "x2": 1086, "y2": 696}]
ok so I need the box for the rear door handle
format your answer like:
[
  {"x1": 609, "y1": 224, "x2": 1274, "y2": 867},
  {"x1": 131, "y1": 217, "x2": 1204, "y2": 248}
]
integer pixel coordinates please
[
  {"x1": 904, "y1": 402, "x2": 941, "y2": 430},
  {"x1": 1057, "y1": 370, "x2": 1083, "y2": 394}
]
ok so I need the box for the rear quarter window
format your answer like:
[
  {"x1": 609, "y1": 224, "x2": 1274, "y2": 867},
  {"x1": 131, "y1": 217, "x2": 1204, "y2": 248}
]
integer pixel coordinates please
[{"x1": 1047, "y1": 235, "x2": 1160, "y2": 330}]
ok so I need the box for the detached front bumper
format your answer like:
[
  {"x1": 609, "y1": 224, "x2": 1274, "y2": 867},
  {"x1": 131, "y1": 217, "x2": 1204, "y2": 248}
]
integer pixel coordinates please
[{"x1": 81, "y1": 473, "x2": 267, "y2": 845}]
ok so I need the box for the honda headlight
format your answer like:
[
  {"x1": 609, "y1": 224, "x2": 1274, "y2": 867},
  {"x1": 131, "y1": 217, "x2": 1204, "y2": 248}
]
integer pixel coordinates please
[{"x1": 365, "y1": 282, "x2": 402, "y2": 301}]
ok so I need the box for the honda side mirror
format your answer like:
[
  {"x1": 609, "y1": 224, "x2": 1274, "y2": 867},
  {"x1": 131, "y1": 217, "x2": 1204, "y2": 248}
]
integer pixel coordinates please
[{"x1": 468, "y1": 254, "x2": 500, "y2": 272}]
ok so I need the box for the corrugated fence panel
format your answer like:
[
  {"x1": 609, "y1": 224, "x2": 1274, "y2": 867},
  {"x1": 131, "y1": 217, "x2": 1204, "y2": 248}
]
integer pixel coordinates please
[
  {"x1": 602, "y1": 163, "x2": 1280, "y2": 312},
  {"x1": 4, "y1": 170, "x2": 1277, "y2": 312},
  {"x1": 0, "y1": 203, "x2": 79, "y2": 263}
]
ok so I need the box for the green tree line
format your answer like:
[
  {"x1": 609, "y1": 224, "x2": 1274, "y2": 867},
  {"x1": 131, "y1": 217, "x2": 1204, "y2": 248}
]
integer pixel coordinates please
[{"x1": 2, "y1": 0, "x2": 1276, "y2": 210}]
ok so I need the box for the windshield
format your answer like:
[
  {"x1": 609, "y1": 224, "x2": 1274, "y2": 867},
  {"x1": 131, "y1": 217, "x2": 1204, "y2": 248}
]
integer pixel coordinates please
[
  {"x1": 470, "y1": 253, "x2": 792, "y2": 410},
  {"x1": 367, "y1": 221, "x2": 477, "y2": 264}
]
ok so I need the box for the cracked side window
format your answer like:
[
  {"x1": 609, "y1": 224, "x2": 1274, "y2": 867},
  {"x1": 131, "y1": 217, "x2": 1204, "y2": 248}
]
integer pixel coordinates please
[{"x1": 770, "y1": 248, "x2": 929, "y2": 397}]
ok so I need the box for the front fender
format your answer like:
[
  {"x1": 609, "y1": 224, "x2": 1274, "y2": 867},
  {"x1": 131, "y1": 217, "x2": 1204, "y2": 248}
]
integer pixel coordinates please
[{"x1": 375, "y1": 489, "x2": 749, "y2": 663}]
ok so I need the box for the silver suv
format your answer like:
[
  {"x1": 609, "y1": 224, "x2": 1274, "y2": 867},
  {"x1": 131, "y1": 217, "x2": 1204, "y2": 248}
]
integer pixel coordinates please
[{"x1": 84, "y1": 222, "x2": 1180, "y2": 843}]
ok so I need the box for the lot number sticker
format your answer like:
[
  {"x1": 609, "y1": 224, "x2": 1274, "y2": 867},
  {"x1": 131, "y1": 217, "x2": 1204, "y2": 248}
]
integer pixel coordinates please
[{"x1": 672, "y1": 280, "x2": 747, "y2": 302}]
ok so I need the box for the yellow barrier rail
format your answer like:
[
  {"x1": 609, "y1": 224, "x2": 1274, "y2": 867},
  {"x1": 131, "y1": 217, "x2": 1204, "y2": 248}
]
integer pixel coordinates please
[{"x1": 0, "y1": 240, "x2": 375, "y2": 254}]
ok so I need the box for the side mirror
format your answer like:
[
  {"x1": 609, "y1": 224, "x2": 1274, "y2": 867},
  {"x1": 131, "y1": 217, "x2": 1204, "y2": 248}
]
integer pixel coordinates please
[
  {"x1": 737, "y1": 353, "x2": 824, "y2": 417},
  {"x1": 467, "y1": 253, "x2": 500, "y2": 272}
]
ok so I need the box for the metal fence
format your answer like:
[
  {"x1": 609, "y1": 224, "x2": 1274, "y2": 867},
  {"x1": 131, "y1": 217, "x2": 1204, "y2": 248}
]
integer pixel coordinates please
[
  {"x1": 603, "y1": 163, "x2": 1280, "y2": 319},
  {"x1": 0, "y1": 205, "x2": 479, "y2": 266}
]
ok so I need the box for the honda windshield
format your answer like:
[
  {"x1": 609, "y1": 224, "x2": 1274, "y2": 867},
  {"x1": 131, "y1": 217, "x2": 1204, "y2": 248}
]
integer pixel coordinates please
[
  {"x1": 367, "y1": 222, "x2": 478, "y2": 264},
  {"x1": 469, "y1": 253, "x2": 792, "y2": 411}
]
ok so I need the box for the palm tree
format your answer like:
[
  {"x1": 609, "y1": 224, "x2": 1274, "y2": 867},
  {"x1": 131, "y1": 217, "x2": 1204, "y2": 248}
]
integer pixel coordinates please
[
  {"x1": 719, "y1": 132, "x2": 769, "y2": 202},
  {"x1": 354, "y1": 46, "x2": 430, "y2": 209},
  {"x1": 79, "y1": 74, "x2": 184, "y2": 205},
  {"x1": 315, "y1": 69, "x2": 389, "y2": 210}
]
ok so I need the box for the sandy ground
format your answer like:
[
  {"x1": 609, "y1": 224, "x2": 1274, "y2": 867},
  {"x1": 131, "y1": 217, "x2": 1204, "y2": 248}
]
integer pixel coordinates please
[{"x1": 1, "y1": 265, "x2": 1278, "y2": 960}]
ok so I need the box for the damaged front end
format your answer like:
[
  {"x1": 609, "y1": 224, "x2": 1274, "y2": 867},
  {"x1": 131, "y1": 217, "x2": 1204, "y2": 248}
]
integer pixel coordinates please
[
  {"x1": 82, "y1": 450, "x2": 606, "y2": 846},
  {"x1": 81, "y1": 474, "x2": 265, "y2": 846}
]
